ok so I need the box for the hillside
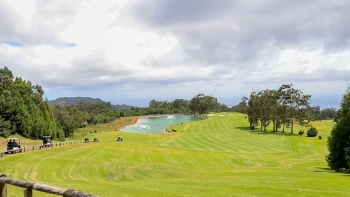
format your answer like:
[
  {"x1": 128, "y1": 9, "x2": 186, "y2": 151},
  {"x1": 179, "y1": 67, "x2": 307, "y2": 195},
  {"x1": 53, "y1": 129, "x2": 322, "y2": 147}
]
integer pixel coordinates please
[{"x1": 49, "y1": 97, "x2": 135, "y2": 110}]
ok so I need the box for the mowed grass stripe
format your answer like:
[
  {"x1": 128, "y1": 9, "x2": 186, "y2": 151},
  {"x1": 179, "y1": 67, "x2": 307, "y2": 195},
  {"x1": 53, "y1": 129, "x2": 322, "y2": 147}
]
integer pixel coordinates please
[
  {"x1": 1, "y1": 112, "x2": 344, "y2": 197},
  {"x1": 163, "y1": 114, "x2": 287, "y2": 154}
]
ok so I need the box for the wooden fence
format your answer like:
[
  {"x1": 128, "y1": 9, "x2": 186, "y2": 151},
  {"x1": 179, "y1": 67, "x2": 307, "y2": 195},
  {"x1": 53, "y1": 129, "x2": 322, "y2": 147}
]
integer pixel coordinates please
[
  {"x1": 0, "y1": 173, "x2": 99, "y2": 197},
  {"x1": 0, "y1": 141, "x2": 83, "y2": 158},
  {"x1": 0, "y1": 141, "x2": 99, "y2": 196}
]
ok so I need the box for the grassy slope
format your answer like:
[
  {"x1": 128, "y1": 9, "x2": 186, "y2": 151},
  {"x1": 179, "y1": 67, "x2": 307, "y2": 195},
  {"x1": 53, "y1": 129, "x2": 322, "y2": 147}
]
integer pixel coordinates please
[{"x1": 0, "y1": 113, "x2": 346, "y2": 197}]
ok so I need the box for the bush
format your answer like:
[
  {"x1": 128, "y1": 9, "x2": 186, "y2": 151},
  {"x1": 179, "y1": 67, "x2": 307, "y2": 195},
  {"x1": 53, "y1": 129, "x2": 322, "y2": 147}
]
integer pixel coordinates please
[
  {"x1": 298, "y1": 130, "x2": 304, "y2": 135},
  {"x1": 307, "y1": 127, "x2": 318, "y2": 137}
]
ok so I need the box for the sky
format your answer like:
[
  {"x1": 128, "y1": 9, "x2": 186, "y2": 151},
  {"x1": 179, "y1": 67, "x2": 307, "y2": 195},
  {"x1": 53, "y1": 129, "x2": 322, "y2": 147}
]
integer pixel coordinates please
[{"x1": 1, "y1": 0, "x2": 349, "y2": 109}]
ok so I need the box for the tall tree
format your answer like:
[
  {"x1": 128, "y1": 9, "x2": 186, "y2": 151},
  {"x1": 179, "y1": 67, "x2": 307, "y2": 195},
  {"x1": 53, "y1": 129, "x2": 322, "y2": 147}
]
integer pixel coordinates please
[
  {"x1": 257, "y1": 90, "x2": 272, "y2": 131},
  {"x1": 247, "y1": 91, "x2": 259, "y2": 130},
  {"x1": 326, "y1": 87, "x2": 350, "y2": 171},
  {"x1": 278, "y1": 84, "x2": 311, "y2": 134}
]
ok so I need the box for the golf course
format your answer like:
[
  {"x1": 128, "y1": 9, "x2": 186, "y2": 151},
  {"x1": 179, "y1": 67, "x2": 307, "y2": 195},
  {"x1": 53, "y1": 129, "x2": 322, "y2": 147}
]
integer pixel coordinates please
[{"x1": 0, "y1": 112, "x2": 346, "y2": 197}]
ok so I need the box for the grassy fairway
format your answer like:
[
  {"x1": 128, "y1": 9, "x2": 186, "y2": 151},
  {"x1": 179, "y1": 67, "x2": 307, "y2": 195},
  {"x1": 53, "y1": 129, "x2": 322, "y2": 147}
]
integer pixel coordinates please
[{"x1": 0, "y1": 113, "x2": 345, "y2": 197}]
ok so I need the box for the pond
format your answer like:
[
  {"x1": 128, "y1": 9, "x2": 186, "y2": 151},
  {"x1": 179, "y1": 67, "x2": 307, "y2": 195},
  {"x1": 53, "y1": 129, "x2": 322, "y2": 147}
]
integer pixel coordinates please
[{"x1": 121, "y1": 115, "x2": 203, "y2": 134}]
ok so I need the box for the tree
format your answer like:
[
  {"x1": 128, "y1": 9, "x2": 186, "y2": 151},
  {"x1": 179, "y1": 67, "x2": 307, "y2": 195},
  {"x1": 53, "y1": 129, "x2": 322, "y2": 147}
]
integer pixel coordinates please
[
  {"x1": 257, "y1": 90, "x2": 272, "y2": 131},
  {"x1": 189, "y1": 93, "x2": 218, "y2": 115},
  {"x1": 278, "y1": 84, "x2": 311, "y2": 134},
  {"x1": 267, "y1": 89, "x2": 281, "y2": 132},
  {"x1": 247, "y1": 91, "x2": 259, "y2": 130},
  {"x1": 171, "y1": 99, "x2": 190, "y2": 114},
  {"x1": 326, "y1": 87, "x2": 350, "y2": 171}
]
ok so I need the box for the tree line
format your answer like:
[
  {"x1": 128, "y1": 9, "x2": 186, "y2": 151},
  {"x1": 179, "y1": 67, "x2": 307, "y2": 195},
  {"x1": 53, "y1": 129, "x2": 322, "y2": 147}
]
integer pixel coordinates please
[
  {"x1": 233, "y1": 99, "x2": 337, "y2": 121},
  {"x1": 37, "y1": 94, "x2": 225, "y2": 139},
  {"x1": 230, "y1": 83, "x2": 350, "y2": 172},
  {"x1": 50, "y1": 94, "x2": 223, "y2": 139},
  {"x1": 0, "y1": 66, "x2": 228, "y2": 139},
  {"x1": 235, "y1": 84, "x2": 312, "y2": 134}
]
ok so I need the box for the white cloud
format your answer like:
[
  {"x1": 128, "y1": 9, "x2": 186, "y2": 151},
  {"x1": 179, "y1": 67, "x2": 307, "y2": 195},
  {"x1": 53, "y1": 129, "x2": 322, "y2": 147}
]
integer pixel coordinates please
[{"x1": 0, "y1": 0, "x2": 349, "y2": 108}]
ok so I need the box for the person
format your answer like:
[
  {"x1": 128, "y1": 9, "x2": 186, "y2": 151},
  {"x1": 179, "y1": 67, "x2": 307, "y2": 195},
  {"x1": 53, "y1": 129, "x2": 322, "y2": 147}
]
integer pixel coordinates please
[
  {"x1": 12, "y1": 140, "x2": 18, "y2": 147},
  {"x1": 7, "y1": 140, "x2": 13, "y2": 146}
]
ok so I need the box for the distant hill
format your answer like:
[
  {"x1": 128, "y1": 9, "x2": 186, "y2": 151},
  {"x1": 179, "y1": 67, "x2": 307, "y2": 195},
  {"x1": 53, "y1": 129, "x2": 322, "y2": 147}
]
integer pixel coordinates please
[{"x1": 49, "y1": 97, "x2": 135, "y2": 110}]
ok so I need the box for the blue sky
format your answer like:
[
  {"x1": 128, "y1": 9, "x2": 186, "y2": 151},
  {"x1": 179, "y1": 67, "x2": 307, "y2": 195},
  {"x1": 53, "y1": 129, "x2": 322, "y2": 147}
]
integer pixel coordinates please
[{"x1": 1, "y1": 0, "x2": 349, "y2": 109}]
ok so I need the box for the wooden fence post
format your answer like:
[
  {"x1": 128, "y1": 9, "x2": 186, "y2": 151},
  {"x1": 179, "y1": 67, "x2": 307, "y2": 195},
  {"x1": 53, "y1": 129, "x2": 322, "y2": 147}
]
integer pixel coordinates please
[
  {"x1": 0, "y1": 152, "x2": 3, "y2": 158},
  {"x1": 0, "y1": 174, "x2": 7, "y2": 197},
  {"x1": 0, "y1": 182, "x2": 7, "y2": 197},
  {"x1": 23, "y1": 147, "x2": 26, "y2": 153},
  {"x1": 24, "y1": 188, "x2": 32, "y2": 197},
  {"x1": 32, "y1": 146, "x2": 34, "y2": 151}
]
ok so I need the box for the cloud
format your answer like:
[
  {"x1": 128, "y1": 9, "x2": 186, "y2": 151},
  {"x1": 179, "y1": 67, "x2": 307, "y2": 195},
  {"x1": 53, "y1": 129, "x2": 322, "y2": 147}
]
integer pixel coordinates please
[
  {"x1": 124, "y1": 0, "x2": 350, "y2": 80},
  {"x1": 0, "y1": 0, "x2": 75, "y2": 46},
  {"x1": 0, "y1": 0, "x2": 349, "y2": 107}
]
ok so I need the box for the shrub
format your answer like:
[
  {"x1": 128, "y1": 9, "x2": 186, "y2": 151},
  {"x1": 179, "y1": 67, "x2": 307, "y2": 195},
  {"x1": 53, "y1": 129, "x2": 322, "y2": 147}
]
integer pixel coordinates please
[
  {"x1": 307, "y1": 127, "x2": 318, "y2": 137},
  {"x1": 298, "y1": 130, "x2": 304, "y2": 135}
]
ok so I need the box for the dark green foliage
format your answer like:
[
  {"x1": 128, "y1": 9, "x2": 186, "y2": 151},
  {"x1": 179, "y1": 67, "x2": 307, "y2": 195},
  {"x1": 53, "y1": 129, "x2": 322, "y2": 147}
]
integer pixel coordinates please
[
  {"x1": 306, "y1": 127, "x2": 317, "y2": 137},
  {"x1": 0, "y1": 67, "x2": 60, "y2": 139},
  {"x1": 298, "y1": 130, "x2": 304, "y2": 135},
  {"x1": 326, "y1": 89, "x2": 350, "y2": 171},
  {"x1": 309, "y1": 105, "x2": 338, "y2": 120},
  {"x1": 189, "y1": 93, "x2": 219, "y2": 115},
  {"x1": 0, "y1": 115, "x2": 11, "y2": 138}
]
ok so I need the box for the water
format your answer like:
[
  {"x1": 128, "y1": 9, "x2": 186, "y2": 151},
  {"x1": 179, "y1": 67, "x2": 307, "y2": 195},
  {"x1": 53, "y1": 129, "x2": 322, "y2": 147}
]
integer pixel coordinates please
[{"x1": 122, "y1": 115, "x2": 203, "y2": 134}]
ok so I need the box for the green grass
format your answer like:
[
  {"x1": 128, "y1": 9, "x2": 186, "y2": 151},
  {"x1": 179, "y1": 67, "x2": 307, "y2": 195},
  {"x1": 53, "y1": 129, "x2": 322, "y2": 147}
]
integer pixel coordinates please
[{"x1": 0, "y1": 113, "x2": 346, "y2": 197}]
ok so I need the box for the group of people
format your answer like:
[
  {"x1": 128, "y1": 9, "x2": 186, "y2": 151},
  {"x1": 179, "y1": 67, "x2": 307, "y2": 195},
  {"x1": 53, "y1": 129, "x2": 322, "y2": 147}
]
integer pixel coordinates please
[
  {"x1": 84, "y1": 137, "x2": 100, "y2": 142},
  {"x1": 7, "y1": 140, "x2": 19, "y2": 147},
  {"x1": 84, "y1": 137, "x2": 122, "y2": 142}
]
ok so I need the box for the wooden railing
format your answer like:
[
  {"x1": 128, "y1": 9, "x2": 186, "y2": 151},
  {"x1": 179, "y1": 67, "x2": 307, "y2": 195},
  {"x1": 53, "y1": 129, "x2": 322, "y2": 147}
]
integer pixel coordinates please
[{"x1": 0, "y1": 173, "x2": 99, "y2": 197}]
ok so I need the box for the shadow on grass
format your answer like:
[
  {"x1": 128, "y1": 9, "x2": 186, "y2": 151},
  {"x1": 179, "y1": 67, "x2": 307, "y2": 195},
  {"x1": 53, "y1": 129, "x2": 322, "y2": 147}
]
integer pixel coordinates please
[
  {"x1": 234, "y1": 127, "x2": 252, "y2": 131},
  {"x1": 314, "y1": 167, "x2": 350, "y2": 175},
  {"x1": 235, "y1": 127, "x2": 300, "y2": 136},
  {"x1": 314, "y1": 167, "x2": 334, "y2": 173}
]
